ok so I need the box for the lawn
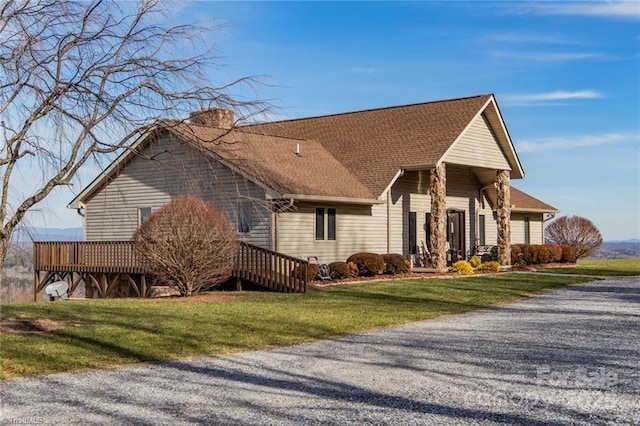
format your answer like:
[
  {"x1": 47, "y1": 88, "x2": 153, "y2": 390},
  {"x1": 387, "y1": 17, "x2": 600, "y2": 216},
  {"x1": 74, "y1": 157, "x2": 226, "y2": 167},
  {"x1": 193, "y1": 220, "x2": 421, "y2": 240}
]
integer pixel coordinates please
[
  {"x1": 1, "y1": 273, "x2": 594, "y2": 379},
  {"x1": 536, "y1": 258, "x2": 640, "y2": 277}
]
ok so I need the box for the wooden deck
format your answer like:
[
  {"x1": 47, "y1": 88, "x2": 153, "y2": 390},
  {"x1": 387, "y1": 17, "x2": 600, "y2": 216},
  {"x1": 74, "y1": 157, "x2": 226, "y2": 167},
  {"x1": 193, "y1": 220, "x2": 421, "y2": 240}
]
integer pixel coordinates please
[{"x1": 33, "y1": 241, "x2": 308, "y2": 299}]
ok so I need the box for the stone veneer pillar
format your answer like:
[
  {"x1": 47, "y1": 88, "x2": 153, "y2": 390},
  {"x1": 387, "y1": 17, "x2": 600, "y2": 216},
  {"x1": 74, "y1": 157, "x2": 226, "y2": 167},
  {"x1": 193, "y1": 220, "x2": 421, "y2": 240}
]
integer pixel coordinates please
[
  {"x1": 495, "y1": 170, "x2": 511, "y2": 266},
  {"x1": 429, "y1": 163, "x2": 447, "y2": 272}
]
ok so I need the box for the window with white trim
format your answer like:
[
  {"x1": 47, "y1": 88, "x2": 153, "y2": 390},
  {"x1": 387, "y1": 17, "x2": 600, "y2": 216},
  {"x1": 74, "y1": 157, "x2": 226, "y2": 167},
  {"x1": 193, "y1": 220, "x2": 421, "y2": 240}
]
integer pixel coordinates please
[{"x1": 315, "y1": 207, "x2": 336, "y2": 240}]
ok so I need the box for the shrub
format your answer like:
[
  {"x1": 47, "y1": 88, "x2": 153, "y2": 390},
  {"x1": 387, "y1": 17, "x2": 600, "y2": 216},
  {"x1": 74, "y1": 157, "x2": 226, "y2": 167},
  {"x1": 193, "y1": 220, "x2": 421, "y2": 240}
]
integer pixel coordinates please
[
  {"x1": 561, "y1": 245, "x2": 576, "y2": 263},
  {"x1": 134, "y1": 196, "x2": 237, "y2": 297},
  {"x1": 404, "y1": 259, "x2": 412, "y2": 273},
  {"x1": 512, "y1": 244, "x2": 561, "y2": 265},
  {"x1": 479, "y1": 261, "x2": 501, "y2": 273},
  {"x1": 292, "y1": 264, "x2": 319, "y2": 282},
  {"x1": 450, "y1": 260, "x2": 474, "y2": 275},
  {"x1": 346, "y1": 252, "x2": 384, "y2": 277},
  {"x1": 382, "y1": 253, "x2": 408, "y2": 275},
  {"x1": 469, "y1": 255, "x2": 481, "y2": 268},
  {"x1": 328, "y1": 262, "x2": 353, "y2": 279},
  {"x1": 545, "y1": 215, "x2": 603, "y2": 259},
  {"x1": 347, "y1": 261, "x2": 359, "y2": 277},
  {"x1": 547, "y1": 245, "x2": 563, "y2": 263}
]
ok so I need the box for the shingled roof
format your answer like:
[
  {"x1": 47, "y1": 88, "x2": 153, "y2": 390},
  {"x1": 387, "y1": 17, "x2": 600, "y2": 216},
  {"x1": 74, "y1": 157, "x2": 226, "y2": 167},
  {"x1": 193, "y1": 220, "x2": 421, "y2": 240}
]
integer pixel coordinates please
[
  {"x1": 168, "y1": 124, "x2": 376, "y2": 201},
  {"x1": 511, "y1": 187, "x2": 558, "y2": 213},
  {"x1": 69, "y1": 94, "x2": 549, "y2": 211},
  {"x1": 243, "y1": 94, "x2": 495, "y2": 197}
]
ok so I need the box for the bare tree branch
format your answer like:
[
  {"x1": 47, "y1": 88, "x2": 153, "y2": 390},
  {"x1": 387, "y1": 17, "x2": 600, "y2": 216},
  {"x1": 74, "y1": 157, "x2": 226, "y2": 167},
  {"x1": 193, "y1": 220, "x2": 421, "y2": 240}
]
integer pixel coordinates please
[{"x1": 0, "y1": 0, "x2": 267, "y2": 266}]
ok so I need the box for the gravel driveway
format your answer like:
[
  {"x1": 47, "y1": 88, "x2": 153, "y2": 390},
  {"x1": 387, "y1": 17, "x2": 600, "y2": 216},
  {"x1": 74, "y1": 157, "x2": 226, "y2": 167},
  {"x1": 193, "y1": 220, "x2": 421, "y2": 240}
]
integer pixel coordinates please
[{"x1": 1, "y1": 276, "x2": 639, "y2": 425}]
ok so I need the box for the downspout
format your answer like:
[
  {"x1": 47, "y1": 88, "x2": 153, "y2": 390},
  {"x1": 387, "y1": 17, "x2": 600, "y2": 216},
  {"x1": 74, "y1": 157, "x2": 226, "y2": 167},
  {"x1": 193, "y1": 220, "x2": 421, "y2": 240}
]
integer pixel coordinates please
[{"x1": 386, "y1": 190, "x2": 391, "y2": 253}]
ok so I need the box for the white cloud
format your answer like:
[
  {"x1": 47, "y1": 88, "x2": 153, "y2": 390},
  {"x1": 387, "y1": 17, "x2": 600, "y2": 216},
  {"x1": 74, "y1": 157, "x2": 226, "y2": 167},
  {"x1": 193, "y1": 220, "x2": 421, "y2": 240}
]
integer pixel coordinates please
[
  {"x1": 493, "y1": 51, "x2": 600, "y2": 61},
  {"x1": 484, "y1": 32, "x2": 578, "y2": 45},
  {"x1": 517, "y1": 132, "x2": 640, "y2": 153},
  {"x1": 504, "y1": 90, "x2": 604, "y2": 103},
  {"x1": 523, "y1": 1, "x2": 640, "y2": 19}
]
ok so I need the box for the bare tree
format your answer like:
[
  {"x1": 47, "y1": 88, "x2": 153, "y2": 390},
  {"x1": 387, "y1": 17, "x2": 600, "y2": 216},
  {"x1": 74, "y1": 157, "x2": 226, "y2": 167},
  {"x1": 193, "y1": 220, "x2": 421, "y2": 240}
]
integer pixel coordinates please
[
  {"x1": 545, "y1": 215, "x2": 603, "y2": 260},
  {"x1": 133, "y1": 196, "x2": 238, "y2": 296},
  {"x1": 0, "y1": 0, "x2": 264, "y2": 267}
]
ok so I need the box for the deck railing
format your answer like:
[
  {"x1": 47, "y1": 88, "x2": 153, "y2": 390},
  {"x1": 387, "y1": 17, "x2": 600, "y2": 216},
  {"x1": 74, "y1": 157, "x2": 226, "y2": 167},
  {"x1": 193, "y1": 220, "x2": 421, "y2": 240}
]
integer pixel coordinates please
[
  {"x1": 33, "y1": 240, "x2": 308, "y2": 293},
  {"x1": 233, "y1": 241, "x2": 308, "y2": 293},
  {"x1": 33, "y1": 241, "x2": 147, "y2": 274}
]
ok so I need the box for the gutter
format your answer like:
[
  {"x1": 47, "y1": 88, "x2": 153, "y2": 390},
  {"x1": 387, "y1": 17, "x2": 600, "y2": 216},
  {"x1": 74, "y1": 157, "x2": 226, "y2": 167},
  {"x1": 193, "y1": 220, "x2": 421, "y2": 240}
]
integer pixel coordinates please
[{"x1": 281, "y1": 194, "x2": 384, "y2": 205}]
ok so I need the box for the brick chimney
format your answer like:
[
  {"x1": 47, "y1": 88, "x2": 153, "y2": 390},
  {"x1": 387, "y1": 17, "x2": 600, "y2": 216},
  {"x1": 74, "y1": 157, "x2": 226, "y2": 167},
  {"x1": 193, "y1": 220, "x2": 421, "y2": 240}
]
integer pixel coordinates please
[{"x1": 189, "y1": 108, "x2": 234, "y2": 129}]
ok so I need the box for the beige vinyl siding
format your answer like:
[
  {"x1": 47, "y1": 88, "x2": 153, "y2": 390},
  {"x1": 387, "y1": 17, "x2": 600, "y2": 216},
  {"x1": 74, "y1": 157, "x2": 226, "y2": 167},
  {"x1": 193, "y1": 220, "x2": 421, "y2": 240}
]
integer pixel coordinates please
[
  {"x1": 84, "y1": 135, "x2": 271, "y2": 248},
  {"x1": 477, "y1": 204, "x2": 497, "y2": 246},
  {"x1": 444, "y1": 114, "x2": 511, "y2": 170},
  {"x1": 276, "y1": 202, "x2": 387, "y2": 263},
  {"x1": 511, "y1": 213, "x2": 544, "y2": 245}
]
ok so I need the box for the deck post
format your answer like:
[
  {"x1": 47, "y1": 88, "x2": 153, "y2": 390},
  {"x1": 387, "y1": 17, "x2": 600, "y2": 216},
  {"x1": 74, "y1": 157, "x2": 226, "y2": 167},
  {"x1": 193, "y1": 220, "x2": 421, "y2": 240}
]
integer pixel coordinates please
[{"x1": 33, "y1": 270, "x2": 39, "y2": 302}]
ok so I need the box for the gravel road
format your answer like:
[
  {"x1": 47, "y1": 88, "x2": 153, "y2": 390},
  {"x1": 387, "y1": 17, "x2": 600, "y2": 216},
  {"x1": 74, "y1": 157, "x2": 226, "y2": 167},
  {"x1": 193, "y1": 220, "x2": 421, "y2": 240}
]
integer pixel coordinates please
[{"x1": 1, "y1": 276, "x2": 639, "y2": 425}]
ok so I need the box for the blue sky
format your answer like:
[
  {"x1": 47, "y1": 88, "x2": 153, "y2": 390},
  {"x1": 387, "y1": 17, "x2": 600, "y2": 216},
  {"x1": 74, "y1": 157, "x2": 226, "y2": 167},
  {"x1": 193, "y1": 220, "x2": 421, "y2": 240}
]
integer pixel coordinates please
[{"x1": 26, "y1": 1, "x2": 639, "y2": 240}]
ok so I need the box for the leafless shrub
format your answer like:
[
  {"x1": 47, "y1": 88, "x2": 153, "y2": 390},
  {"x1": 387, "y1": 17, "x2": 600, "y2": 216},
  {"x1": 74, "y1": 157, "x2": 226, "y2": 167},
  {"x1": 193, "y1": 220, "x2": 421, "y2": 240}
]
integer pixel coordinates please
[
  {"x1": 133, "y1": 196, "x2": 238, "y2": 296},
  {"x1": 545, "y1": 215, "x2": 603, "y2": 260}
]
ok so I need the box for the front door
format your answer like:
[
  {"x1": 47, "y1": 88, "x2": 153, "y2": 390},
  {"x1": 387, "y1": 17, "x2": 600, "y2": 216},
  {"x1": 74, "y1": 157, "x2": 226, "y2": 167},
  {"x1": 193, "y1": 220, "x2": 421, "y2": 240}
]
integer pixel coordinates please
[{"x1": 447, "y1": 210, "x2": 465, "y2": 262}]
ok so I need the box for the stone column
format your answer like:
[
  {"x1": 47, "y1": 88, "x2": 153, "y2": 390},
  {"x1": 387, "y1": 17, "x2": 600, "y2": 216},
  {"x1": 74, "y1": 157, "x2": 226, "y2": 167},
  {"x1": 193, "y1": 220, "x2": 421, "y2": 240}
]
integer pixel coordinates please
[
  {"x1": 495, "y1": 170, "x2": 511, "y2": 266},
  {"x1": 429, "y1": 163, "x2": 447, "y2": 272}
]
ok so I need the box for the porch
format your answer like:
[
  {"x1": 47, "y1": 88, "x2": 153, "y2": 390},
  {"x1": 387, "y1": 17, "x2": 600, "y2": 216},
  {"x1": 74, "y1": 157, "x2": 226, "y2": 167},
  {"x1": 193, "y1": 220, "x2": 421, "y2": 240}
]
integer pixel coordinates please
[{"x1": 33, "y1": 241, "x2": 309, "y2": 300}]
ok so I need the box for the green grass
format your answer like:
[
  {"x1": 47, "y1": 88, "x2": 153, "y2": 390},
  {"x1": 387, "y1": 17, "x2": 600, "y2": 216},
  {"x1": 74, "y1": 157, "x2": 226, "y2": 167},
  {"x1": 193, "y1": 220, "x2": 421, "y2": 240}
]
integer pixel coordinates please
[
  {"x1": 536, "y1": 258, "x2": 640, "y2": 276},
  {"x1": 0, "y1": 273, "x2": 594, "y2": 379}
]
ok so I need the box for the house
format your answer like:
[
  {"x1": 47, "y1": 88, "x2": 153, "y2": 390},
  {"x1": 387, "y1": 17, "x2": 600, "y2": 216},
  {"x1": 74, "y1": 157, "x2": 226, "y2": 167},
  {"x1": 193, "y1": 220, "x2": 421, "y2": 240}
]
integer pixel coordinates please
[{"x1": 68, "y1": 94, "x2": 558, "y2": 270}]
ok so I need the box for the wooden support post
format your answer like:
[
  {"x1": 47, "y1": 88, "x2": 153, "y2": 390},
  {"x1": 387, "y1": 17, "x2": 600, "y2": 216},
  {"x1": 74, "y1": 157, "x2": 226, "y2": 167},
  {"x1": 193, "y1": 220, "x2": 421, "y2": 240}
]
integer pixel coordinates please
[
  {"x1": 140, "y1": 274, "x2": 147, "y2": 298},
  {"x1": 33, "y1": 270, "x2": 39, "y2": 302},
  {"x1": 105, "y1": 274, "x2": 121, "y2": 298},
  {"x1": 127, "y1": 274, "x2": 141, "y2": 297}
]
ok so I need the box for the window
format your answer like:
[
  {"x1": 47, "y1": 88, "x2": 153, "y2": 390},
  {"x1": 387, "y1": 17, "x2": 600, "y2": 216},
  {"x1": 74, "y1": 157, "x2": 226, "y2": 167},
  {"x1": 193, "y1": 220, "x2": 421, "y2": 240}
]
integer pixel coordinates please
[
  {"x1": 327, "y1": 208, "x2": 336, "y2": 240},
  {"x1": 315, "y1": 207, "x2": 336, "y2": 241},
  {"x1": 478, "y1": 214, "x2": 486, "y2": 245},
  {"x1": 139, "y1": 207, "x2": 152, "y2": 225},
  {"x1": 409, "y1": 212, "x2": 417, "y2": 254},
  {"x1": 524, "y1": 216, "x2": 531, "y2": 244},
  {"x1": 238, "y1": 200, "x2": 251, "y2": 233},
  {"x1": 424, "y1": 212, "x2": 431, "y2": 250}
]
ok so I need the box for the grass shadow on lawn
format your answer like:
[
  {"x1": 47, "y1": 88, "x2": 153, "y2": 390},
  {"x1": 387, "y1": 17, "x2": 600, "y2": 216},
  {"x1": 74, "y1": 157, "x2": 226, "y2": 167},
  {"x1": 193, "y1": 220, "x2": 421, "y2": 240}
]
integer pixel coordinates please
[{"x1": 1, "y1": 273, "x2": 593, "y2": 379}]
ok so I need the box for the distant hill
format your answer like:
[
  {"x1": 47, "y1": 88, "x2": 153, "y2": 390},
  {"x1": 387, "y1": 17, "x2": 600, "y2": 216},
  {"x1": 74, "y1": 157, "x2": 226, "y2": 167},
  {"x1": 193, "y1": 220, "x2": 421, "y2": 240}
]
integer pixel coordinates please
[
  {"x1": 10, "y1": 227, "x2": 83, "y2": 243},
  {"x1": 590, "y1": 240, "x2": 640, "y2": 259}
]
